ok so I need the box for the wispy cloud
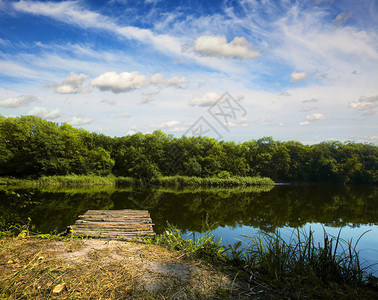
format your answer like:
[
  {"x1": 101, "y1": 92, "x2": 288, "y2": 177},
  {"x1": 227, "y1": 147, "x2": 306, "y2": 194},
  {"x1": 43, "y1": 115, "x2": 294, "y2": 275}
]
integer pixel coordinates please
[
  {"x1": 28, "y1": 106, "x2": 62, "y2": 119},
  {"x1": 67, "y1": 116, "x2": 93, "y2": 126},
  {"x1": 114, "y1": 112, "x2": 131, "y2": 118},
  {"x1": 306, "y1": 113, "x2": 327, "y2": 121},
  {"x1": 290, "y1": 72, "x2": 308, "y2": 82},
  {"x1": 152, "y1": 120, "x2": 181, "y2": 129},
  {"x1": 0, "y1": 95, "x2": 38, "y2": 108},
  {"x1": 189, "y1": 92, "x2": 220, "y2": 106},
  {"x1": 349, "y1": 95, "x2": 378, "y2": 113}
]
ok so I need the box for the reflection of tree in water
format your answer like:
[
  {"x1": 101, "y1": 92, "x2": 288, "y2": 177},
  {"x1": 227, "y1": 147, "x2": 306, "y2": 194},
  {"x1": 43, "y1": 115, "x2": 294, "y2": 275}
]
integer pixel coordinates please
[
  {"x1": 1, "y1": 185, "x2": 377, "y2": 234},
  {"x1": 148, "y1": 186, "x2": 378, "y2": 234}
]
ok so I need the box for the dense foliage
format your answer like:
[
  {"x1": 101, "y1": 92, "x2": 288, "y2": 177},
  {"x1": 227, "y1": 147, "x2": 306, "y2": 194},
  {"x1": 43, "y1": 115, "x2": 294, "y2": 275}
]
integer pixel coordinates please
[{"x1": 0, "y1": 115, "x2": 377, "y2": 184}]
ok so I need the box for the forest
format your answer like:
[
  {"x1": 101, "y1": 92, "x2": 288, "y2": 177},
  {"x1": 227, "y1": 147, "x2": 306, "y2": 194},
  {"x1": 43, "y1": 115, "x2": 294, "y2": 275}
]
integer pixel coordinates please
[{"x1": 0, "y1": 115, "x2": 377, "y2": 184}]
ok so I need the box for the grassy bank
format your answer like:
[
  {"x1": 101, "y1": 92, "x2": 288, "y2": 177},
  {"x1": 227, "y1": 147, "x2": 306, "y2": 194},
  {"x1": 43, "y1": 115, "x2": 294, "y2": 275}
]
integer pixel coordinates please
[
  {"x1": 0, "y1": 237, "x2": 243, "y2": 299},
  {"x1": 0, "y1": 174, "x2": 274, "y2": 188},
  {"x1": 1, "y1": 227, "x2": 377, "y2": 299},
  {"x1": 145, "y1": 227, "x2": 378, "y2": 299}
]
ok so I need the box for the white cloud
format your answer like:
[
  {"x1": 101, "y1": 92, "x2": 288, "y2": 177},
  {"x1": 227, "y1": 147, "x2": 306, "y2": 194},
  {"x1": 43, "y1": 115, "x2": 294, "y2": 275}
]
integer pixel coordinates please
[
  {"x1": 91, "y1": 71, "x2": 148, "y2": 93},
  {"x1": 189, "y1": 92, "x2": 220, "y2": 107},
  {"x1": 150, "y1": 73, "x2": 165, "y2": 84},
  {"x1": 150, "y1": 74, "x2": 187, "y2": 87},
  {"x1": 55, "y1": 72, "x2": 90, "y2": 94},
  {"x1": 114, "y1": 112, "x2": 131, "y2": 118},
  {"x1": 153, "y1": 120, "x2": 181, "y2": 129},
  {"x1": 0, "y1": 95, "x2": 38, "y2": 108},
  {"x1": 68, "y1": 116, "x2": 93, "y2": 126},
  {"x1": 349, "y1": 95, "x2": 378, "y2": 112},
  {"x1": 299, "y1": 121, "x2": 310, "y2": 126},
  {"x1": 225, "y1": 121, "x2": 236, "y2": 127},
  {"x1": 333, "y1": 12, "x2": 352, "y2": 26},
  {"x1": 166, "y1": 76, "x2": 187, "y2": 87},
  {"x1": 306, "y1": 113, "x2": 327, "y2": 121},
  {"x1": 28, "y1": 106, "x2": 62, "y2": 120},
  {"x1": 290, "y1": 72, "x2": 308, "y2": 82},
  {"x1": 169, "y1": 127, "x2": 187, "y2": 132},
  {"x1": 193, "y1": 35, "x2": 261, "y2": 59}
]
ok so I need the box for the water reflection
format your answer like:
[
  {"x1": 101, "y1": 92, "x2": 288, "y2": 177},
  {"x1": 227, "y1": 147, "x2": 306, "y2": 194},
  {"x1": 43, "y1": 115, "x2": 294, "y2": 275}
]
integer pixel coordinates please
[{"x1": 0, "y1": 185, "x2": 377, "y2": 234}]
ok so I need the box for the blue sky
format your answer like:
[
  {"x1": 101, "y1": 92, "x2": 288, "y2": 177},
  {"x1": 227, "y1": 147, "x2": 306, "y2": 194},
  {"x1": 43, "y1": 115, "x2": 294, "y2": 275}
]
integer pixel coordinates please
[{"x1": 0, "y1": 0, "x2": 377, "y2": 144}]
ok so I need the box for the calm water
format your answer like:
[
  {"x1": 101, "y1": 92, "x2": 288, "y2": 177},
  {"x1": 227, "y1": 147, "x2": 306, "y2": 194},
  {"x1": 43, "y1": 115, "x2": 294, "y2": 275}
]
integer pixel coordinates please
[{"x1": 1, "y1": 185, "x2": 377, "y2": 274}]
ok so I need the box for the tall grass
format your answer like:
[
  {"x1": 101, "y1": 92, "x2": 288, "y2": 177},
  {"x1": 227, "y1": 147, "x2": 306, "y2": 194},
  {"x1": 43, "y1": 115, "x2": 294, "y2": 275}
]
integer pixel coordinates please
[
  {"x1": 0, "y1": 175, "x2": 135, "y2": 187},
  {"x1": 146, "y1": 226, "x2": 377, "y2": 298},
  {"x1": 237, "y1": 228, "x2": 373, "y2": 294},
  {"x1": 0, "y1": 175, "x2": 274, "y2": 187},
  {"x1": 152, "y1": 175, "x2": 274, "y2": 188}
]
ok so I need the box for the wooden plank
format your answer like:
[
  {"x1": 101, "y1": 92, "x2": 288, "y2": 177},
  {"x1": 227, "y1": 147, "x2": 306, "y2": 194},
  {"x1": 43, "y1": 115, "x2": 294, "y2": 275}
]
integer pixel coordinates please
[
  {"x1": 74, "y1": 221, "x2": 154, "y2": 226},
  {"x1": 77, "y1": 217, "x2": 152, "y2": 222},
  {"x1": 81, "y1": 210, "x2": 150, "y2": 217},
  {"x1": 67, "y1": 209, "x2": 155, "y2": 240},
  {"x1": 72, "y1": 231, "x2": 155, "y2": 237}
]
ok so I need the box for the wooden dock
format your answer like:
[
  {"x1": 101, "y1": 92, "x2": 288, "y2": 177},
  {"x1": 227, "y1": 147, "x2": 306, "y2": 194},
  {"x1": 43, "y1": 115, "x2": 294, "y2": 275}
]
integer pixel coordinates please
[{"x1": 67, "y1": 209, "x2": 155, "y2": 241}]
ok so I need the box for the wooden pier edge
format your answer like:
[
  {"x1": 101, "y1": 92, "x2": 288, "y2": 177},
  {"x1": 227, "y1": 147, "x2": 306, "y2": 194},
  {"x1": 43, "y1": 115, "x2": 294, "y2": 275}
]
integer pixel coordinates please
[{"x1": 64, "y1": 209, "x2": 156, "y2": 241}]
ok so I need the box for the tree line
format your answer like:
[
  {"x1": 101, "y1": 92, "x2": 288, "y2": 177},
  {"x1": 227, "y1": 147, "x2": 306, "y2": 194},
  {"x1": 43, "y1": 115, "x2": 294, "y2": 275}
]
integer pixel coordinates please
[{"x1": 0, "y1": 115, "x2": 377, "y2": 184}]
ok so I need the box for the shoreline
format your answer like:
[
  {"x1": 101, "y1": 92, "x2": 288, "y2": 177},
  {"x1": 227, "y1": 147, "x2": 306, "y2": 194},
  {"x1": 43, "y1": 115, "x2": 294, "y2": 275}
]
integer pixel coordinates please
[
  {"x1": 1, "y1": 230, "x2": 377, "y2": 299},
  {"x1": 0, "y1": 174, "x2": 274, "y2": 188}
]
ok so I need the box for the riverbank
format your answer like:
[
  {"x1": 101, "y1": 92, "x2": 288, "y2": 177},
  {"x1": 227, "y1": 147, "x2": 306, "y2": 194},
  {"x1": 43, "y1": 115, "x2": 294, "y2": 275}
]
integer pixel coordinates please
[
  {"x1": 0, "y1": 174, "x2": 274, "y2": 188},
  {"x1": 1, "y1": 230, "x2": 377, "y2": 299},
  {"x1": 0, "y1": 237, "x2": 248, "y2": 299}
]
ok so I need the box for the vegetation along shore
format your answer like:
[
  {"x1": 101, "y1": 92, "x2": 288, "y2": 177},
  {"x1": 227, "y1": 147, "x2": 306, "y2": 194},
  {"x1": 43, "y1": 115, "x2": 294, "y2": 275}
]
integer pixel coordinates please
[
  {"x1": 1, "y1": 227, "x2": 377, "y2": 299},
  {"x1": 1, "y1": 115, "x2": 377, "y2": 185}
]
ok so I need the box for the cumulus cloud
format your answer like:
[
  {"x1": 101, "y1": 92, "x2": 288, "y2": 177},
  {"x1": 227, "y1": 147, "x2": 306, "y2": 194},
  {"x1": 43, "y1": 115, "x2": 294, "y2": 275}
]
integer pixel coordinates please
[
  {"x1": 28, "y1": 106, "x2": 62, "y2": 120},
  {"x1": 349, "y1": 95, "x2": 378, "y2": 112},
  {"x1": 68, "y1": 116, "x2": 93, "y2": 126},
  {"x1": 55, "y1": 72, "x2": 90, "y2": 94},
  {"x1": 290, "y1": 72, "x2": 308, "y2": 82},
  {"x1": 193, "y1": 35, "x2": 261, "y2": 59},
  {"x1": 299, "y1": 121, "x2": 310, "y2": 126},
  {"x1": 150, "y1": 73, "x2": 165, "y2": 84},
  {"x1": 0, "y1": 95, "x2": 38, "y2": 108},
  {"x1": 306, "y1": 113, "x2": 327, "y2": 121},
  {"x1": 189, "y1": 92, "x2": 220, "y2": 107},
  {"x1": 91, "y1": 71, "x2": 148, "y2": 93}
]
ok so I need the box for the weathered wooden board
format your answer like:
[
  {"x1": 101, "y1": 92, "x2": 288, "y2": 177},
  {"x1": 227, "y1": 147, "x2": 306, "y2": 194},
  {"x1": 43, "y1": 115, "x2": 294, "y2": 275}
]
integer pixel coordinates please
[{"x1": 66, "y1": 209, "x2": 155, "y2": 241}]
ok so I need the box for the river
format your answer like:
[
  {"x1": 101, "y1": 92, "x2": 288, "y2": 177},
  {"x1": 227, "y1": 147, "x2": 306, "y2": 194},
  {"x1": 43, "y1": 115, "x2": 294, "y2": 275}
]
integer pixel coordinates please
[{"x1": 1, "y1": 184, "x2": 377, "y2": 275}]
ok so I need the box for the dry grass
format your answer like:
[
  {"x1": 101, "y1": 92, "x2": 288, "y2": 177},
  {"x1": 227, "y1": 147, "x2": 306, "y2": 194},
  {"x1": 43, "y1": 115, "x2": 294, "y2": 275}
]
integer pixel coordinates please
[{"x1": 0, "y1": 237, "x2": 249, "y2": 299}]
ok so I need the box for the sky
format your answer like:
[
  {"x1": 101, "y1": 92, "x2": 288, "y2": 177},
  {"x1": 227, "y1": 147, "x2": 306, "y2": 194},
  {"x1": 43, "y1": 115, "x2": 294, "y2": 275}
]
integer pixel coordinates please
[{"x1": 0, "y1": 0, "x2": 377, "y2": 144}]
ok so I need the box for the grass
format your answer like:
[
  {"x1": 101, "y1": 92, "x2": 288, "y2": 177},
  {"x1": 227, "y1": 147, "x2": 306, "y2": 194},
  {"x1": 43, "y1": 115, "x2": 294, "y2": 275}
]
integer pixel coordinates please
[
  {"x1": 152, "y1": 175, "x2": 274, "y2": 187},
  {"x1": 0, "y1": 237, "x2": 245, "y2": 299},
  {"x1": 0, "y1": 174, "x2": 274, "y2": 187},
  {"x1": 1, "y1": 223, "x2": 377, "y2": 299},
  {"x1": 145, "y1": 226, "x2": 378, "y2": 299}
]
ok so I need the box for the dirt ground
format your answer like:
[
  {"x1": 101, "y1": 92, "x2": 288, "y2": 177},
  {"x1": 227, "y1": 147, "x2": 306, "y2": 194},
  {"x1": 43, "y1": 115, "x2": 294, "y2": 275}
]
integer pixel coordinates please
[{"x1": 0, "y1": 237, "x2": 251, "y2": 299}]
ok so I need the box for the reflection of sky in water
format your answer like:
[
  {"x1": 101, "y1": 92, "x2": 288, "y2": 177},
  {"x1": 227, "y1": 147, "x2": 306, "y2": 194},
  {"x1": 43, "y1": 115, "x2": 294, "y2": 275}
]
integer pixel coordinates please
[{"x1": 183, "y1": 223, "x2": 378, "y2": 276}]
